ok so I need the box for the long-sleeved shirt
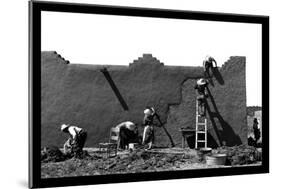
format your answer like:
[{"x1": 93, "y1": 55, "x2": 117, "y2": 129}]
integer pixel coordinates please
[
  {"x1": 67, "y1": 126, "x2": 82, "y2": 139},
  {"x1": 143, "y1": 114, "x2": 154, "y2": 126},
  {"x1": 115, "y1": 121, "x2": 136, "y2": 132},
  {"x1": 203, "y1": 57, "x2": 217, "y2": 69},
  {"x1": 194, "y1": 83, "x2": 208, "y2": 94}
]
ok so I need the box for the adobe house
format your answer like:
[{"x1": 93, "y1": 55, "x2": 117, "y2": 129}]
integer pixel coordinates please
[{"x1": 41, "y1": 51, "x2": 247, "y2": 148}]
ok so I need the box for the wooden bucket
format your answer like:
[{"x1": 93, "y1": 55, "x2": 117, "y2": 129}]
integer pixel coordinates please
[{"x1": 199, "y1": 147, "x2": 212, "y2": 161}]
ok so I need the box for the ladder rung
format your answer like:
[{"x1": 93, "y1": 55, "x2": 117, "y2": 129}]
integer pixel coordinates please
[
  {"x1": 195, "y1": 97, "x2": 207, "y2": 148},
  {"x1": 197, "y1": 116, "x2": 206, "y2": 119},
  {"x1": 196, "y1": 131, "x2": 206, "y2": 134},
  {"x1": 197, "y1": 123, "x2": 206, "y2": 125}
]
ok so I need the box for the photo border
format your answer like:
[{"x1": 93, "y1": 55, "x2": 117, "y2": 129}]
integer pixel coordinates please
[{"x1": 29, "y1": 1, "x2": 269, "y2": 188}]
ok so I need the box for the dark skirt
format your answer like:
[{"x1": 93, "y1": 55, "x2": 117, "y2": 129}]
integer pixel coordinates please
[
  {"x1": 254, "y1": 129, "x2": 261, "y2": 141},
  {"x1": 72, "y1": 131, "x2": 87, "y2": 153},
  {"x1": 119, "y1": 127, "x2": 139, "y2": 149}
]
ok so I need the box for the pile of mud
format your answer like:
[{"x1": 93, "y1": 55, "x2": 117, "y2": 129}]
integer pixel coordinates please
[
  {"x1": 213, "y1": 145, "x2": 262, "y2": 165},
  {"x1": 41, "y1": 147, "x2": 262, "y2": 178},
  {"x1": 95, "y1": 150, "x2": 200, "y2": 173},
  {"x1": 41, "y1": 146, "x2": 91, "y2": 163}
]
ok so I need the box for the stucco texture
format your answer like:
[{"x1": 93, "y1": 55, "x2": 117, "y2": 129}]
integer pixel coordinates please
[{"x1": 41, "y1": 52, "x2": 247, "y2": 148}]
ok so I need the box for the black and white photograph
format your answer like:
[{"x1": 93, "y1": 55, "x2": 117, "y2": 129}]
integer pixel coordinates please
[{"x1": 28, "y1": 1, "x2": 269, "y2": 188}]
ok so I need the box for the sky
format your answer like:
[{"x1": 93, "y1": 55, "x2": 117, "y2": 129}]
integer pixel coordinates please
[{"x1": 41, "y1": 11, "x2": 262, "y2": 106}]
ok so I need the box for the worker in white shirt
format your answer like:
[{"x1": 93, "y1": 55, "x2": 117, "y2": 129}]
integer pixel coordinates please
[
  {"x1": 194, "y1": 78, "x2": 209, "y2": 116},
  {"x1": 61, "y1": 124, "x2": 87, "y2": 155},
  {"x1": 115, "y1": 121, "x2": 139, "y2": 150}
]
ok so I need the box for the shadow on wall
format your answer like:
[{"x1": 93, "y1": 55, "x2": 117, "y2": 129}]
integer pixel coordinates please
[
  {"x1": 207, "y1": 67, "x2": 225, "y2": 87},
  {"x1": 205, "y1": 86, "x2": 242, "y2": 146},
  {"x1": 212, "y1": 67, "x2": 224, "y2": 85},
  {"x1": 100, "y1": 68, "x2": 129, "y2": 111}
]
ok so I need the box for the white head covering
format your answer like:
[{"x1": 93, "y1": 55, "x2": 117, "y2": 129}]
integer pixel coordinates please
[
  {"x1": 61, "y1": 124, "x2": 70, "y2": 131},
  {"x1": 125, "y1": 121, "x2": 136, "y2": 131},
  {"x1": 197, "y1": 78, "x2": 207, "y2": 85},
  {"x1": 144, "y1": 109, "x2": 151, "y2": 115},
  {"x1": 144, "y1": 107, "x2": 155, "y2": 115}
]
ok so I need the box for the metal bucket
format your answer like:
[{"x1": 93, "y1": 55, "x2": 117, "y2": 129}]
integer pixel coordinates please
[{"x1": 206, "y1": 154, "x2": 227, "y2": 166}]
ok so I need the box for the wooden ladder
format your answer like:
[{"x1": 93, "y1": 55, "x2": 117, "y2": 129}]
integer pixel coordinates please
[{"x1": 195, "y1": 99, "x2": 207, "y2": 149}]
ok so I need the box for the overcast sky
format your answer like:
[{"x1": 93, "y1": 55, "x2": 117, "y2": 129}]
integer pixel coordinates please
[{"x1": 41, "y1": 11, "x2": 262, "y2": 106}]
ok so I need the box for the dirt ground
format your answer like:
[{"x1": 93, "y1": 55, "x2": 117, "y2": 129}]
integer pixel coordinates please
[{"x1": 41, "y1": 146, "x2": 262, "y2": 178}]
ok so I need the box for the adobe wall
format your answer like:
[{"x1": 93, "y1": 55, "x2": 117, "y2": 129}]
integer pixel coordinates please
[
  {"x1": 165, "y1": 57, "x2": 247, "y2": 147},
  {"x1": 41, "y1": 51, "x2": 247, "y2": 148}
]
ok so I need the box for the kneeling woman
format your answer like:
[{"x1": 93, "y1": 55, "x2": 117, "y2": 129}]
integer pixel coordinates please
[
  {"x1": 115, "y1": 121, "x2": 139, "y2": 150},
  {"x1": 61, "y1": 124, "x2": 87, "y2": 155}
]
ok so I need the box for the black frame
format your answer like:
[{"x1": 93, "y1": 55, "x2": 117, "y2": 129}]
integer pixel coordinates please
[{"x1": 29, "y1": 0, "x2": 269, "y2": 188}]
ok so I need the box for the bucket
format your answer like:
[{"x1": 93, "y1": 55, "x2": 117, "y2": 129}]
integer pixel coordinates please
[
  {"x1": 206, "y1": 154, "x2": 227, "y2": 166},
  {"x1": 128, "y1": 143, "x2": 138, "y2": 151},
  {"x1": 200, "y1": 147, "x2": 212, "y2": 153},
  {"x1": 199, "y1": 147, "x2": 212, "y2": 161}
]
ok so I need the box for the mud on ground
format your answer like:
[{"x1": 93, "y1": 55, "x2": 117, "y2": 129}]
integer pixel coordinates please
[{"x1": 41, "y1": 146, "x2": 262, "y2": 178}]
